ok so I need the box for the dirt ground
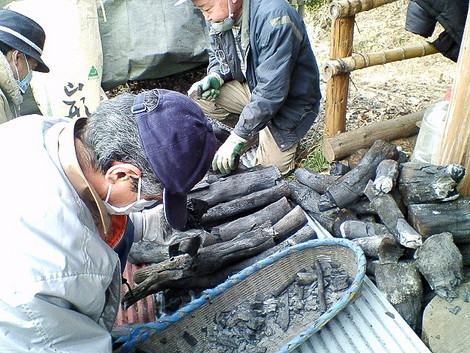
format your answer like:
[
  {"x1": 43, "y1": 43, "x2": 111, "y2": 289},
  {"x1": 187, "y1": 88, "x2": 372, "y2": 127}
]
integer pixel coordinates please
[{"x1": 305, "y1": 0, "x2": 456, "y2": 133}]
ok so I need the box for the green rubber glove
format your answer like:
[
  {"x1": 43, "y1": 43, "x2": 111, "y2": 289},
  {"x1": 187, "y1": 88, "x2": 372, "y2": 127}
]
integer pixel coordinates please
[
  {"x1": 200, "y1": 75, "x2": 221, "y2": 100},
  {"x1": 212, "y1": 133, "x2": 247, "y2": 174},
  {"x1": 188, "y1": 73, "x2": 223, "y2": 101}
]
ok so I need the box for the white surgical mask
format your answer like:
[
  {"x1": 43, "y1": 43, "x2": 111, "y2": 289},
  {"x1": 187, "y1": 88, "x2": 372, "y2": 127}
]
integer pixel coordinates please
[
  {"x1": 103, "y1": 178, "x2": 157, "y2": 215},
  {"x1": 211, "y1": 0, "x2": 234, "y2": 33},
  {"x1": 14, "y1": 52, "x2": 32, "y2": 95}
]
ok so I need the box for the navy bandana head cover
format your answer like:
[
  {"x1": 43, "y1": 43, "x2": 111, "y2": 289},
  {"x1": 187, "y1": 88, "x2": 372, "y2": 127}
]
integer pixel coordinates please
[{"x1": 133, "y1": 89, "x2": 216, "y2": 230}]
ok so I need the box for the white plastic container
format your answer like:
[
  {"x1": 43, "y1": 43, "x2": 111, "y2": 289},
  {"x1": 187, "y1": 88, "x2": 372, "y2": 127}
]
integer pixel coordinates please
[{"x1": 411, "y1": 90, "x2": 451, "y2": 164}]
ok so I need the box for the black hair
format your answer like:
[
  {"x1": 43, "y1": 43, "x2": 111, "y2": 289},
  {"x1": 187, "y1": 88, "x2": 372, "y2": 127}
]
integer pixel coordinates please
[{"x1": 0, "y1": 41, "x2": 12, "y2": 55}]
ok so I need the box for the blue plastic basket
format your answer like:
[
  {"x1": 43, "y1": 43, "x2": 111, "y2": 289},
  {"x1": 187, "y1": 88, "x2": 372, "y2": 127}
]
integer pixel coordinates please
[{"x1": 115, "y1": 238, "x2": 366, "y2": 353}]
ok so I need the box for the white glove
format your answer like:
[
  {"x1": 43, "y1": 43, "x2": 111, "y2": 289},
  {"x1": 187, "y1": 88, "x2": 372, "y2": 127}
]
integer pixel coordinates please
[
  {"x1": 212, "y1": 132, "x2": 247, "y2": 174},
  {"x1": 129, "y1": 204, "x2": 173, "y2": 243}
]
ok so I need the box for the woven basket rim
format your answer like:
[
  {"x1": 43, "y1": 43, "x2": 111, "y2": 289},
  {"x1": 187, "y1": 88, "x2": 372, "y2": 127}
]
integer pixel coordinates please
[{"x1": 117, "y1": 238, "x2": 367, "y2": 353}]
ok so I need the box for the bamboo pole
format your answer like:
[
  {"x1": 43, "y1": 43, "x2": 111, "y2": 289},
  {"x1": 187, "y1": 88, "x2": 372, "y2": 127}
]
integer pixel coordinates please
[
  {"x1": 324, "y1": 42, "x2": 438, "y2": 79},
  {"x1": 436, "y1": 9, "x2": 470, "y2": 196},
  {"x1": 329, "y1": 0, "x2": 398, "y2": 19},
  {"x1": 324, "y1": 17, "x2": 354, "y2": 137}
]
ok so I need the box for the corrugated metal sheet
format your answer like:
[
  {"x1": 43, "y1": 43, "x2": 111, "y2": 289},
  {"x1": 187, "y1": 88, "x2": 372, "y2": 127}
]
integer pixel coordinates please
[
  {"x1": 294, "y1": 217, "x2": 431, "y2": 353},
  {"x1": 115, "y1": 262, "x2": 156, "y2": 326}
]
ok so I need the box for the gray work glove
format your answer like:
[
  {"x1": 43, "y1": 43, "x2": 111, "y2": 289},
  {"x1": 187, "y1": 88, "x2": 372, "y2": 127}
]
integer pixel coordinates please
[{"x1": 129, "y1": 204, "x2": 173, "y2": 243}]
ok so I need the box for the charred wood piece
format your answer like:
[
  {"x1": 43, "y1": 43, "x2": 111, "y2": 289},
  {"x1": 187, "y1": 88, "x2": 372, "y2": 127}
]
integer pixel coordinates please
[
  {"x1": 319, "y1": 140, "x2": 399, "y2": 211},
  {"x1": 189, "y1": 165, "x2": 282, "y2": 207},
  {"x1": 373, "y1": 159, "x2": 399, "y2": 193},
  {"x1": 315, "y1": 260, "x2": 327, "y2": 312},
  {"x1": 168, "y1": 235, "x2": 202, "y2": 258},
  {"x1": 194, "y1": 224, "x2": 276, "y2": 275},
  {"x1": 340, "y1": 220, "x2": 391, "y2": 239},
  {"x1": 272, "y1": 205, "x2": 308, "y2": 243},
  {"x1": 364, "y1": 180, "x2": 422, "y2": 249},
  {"x1": 123, "y1": 225, "x2": 276, "y2": 309},
  {"x1": 200, "y1": 181, "x2": 291, "y2": 228},
  {"x1": 186, "y1": 198, "x2": 210, "y2": 229},
  {"x1": 340, "y1": 220, "x2": 404, "y2": 262},
  {"x1": 398, "y1": 162, "x2": 465, "y2": 206},
  {"x1": 352, "y1": 235, "x2": 403, "y2": 262},
  {"x1": 294, "y1": 167, "x2": 340, "y2": 194},
  {"x1": 407, "y1": 198, "x2": 470, "y2": 244},
  {"x1": 414, "y1": 232, "x2": 463, "y2": 301},
  {"x1": 287, "y1": 180, "x2": 357, "y2": 236},
  {"x1": 122, "y1": 254, "x2": 195, "y2": 309},
  {"x1": 129, "y1": 225, "x2": 317, "y2": 303},
  {"x1": 211, "y1": 197, "x2": 292, "y2": 242},
  {"x1": 374, "y1": 261, "x2": 423, "y2": 330}
]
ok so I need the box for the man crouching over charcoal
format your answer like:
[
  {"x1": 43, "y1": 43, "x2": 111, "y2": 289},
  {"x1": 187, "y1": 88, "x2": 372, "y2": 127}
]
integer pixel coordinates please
[{"x1": 0, "y1": 89, "x2": 216, "y2": 352}]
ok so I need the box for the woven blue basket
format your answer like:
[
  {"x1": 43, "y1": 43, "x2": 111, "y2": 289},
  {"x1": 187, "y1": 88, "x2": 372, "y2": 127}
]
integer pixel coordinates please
[{"x1": 115, "y1": 238, "x2": 366, "y2": 353}]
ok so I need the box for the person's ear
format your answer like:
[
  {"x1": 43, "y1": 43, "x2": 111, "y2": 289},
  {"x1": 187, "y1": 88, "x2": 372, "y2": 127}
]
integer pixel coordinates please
[
  {"x1": 104, "y1": 162, "x2": 142, "y2": 184},
  {"x1": 10, "y1": 50, "x2": 21, "y2": 65}
]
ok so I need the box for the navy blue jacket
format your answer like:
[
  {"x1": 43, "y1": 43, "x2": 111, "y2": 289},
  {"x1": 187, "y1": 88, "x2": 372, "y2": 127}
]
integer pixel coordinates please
[
  {"x1": 207, "y1": 0, "x2": 321, "y2": 151},
  {"x1": 405, "y1": 0, "x2": 468, "y2": 62}
]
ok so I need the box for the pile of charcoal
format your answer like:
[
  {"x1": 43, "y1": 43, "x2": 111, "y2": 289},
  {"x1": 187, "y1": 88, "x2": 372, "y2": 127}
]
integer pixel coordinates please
[{"x1": 199, "y1": 259, "x2": 351, "y2": 353}]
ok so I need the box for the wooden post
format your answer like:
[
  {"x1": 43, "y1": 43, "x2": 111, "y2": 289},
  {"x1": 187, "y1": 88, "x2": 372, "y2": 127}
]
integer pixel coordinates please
[
  {"x1": 324, "y1": 0, "x2": 399, "y2": 138},
  {"x1": 324, "y1": 17, "x2": 354, "y2": 137},
  {"x1": 436, "y1": 8, "x2": 470, "y2": 196}
]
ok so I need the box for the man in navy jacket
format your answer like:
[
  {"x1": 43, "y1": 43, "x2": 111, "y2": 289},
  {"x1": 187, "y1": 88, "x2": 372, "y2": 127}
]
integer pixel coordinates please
[{"x1": 178, "y1": 0, "x2": 321, "y2": 176}]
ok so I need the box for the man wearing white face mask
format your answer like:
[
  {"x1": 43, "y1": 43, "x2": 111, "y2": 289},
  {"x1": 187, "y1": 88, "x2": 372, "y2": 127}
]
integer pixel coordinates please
[
  {"x1": 0, "y1": 10, "x2": 49, "y2": 124},
  {"x1": 180, "y1": 0, "x2": 321, "y2": 176},
  {"x1": 0, "y1": 89, "x2": 216, "y2": 351}
]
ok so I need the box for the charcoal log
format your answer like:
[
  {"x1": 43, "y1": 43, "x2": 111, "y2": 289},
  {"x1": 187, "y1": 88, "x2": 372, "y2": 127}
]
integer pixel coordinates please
[
  {"x1": 346, "y1": 189, "x2": 405, "y2": 217},
  {"x1": 294, "y1": 167, "x2": 340, "y2": 194},
  {"x1": 193, "y1": 224, "x2": 276, "y2": 274},
  {"x1": 212, "y1": 197, "x2": 292, "y2": 242},
  {"x1": 287, "y1": 180, "x2": 357, "y2": 236},
  {"x1": 319, "y1": 140, "x2": 399, "y2": 211},
  {"x1": 407, "y1": 198, "x2": 470, "y2": 244},
  {"x1": 142, "y1": 225, "x2": 318, "y2": 293},
  {"x1": 189, "y1": 165, "x2": 282, "y2": 207},
  {"x1": 340, "y1": 220, "x2": 404, "y2": 262},
  {"x1": 346, "y1": 197, "x2": 376, "y2": 216},
  {"x1": 364, "y1": 180, "x2": 422, "y2": 249},
  {"x1": 272, "y1": 205, "x2": 308, "y2": 243},
  {"x1": 374, "y1": 261, "x2": 423, "y2": 330},
  {"x1": 398, "y1": 162, "x2": 465, "y2": 206},
  {"x1": 124, "y1": 224, "x2": 277, "y2": 308},
  {"x1": 128, "y1": 241, "x2": 170, "y2": 265},
  {"x1": 414, "y1": 232, "x2": 463, "y2": 300},
  {"x1": 373, "y1": 159, "x2": 399, "y2": 193},
  {"x1": 339, "y1": 220, "x2": 391, "y2": 239},
  {"x1": 458, "y1": 243, "x2": 470, "y2": 266},
  {"x1": 347, "y1": 148, "x2": 368, "y2": 169},
  {"x1": 351, "y1": 235, "x2": 403, "y2": 262},
  {"x1": 200, "y1": 182, "x2": 291, "y2": 228},
  {"x1": 122, "y1": 254, "x2": 195, "y2": 309}
]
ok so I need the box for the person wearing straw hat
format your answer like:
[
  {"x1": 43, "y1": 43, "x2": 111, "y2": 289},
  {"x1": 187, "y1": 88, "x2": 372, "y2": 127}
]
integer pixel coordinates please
[
  {"x1": 179, "y1": 0, "x2": 321, "y2": 176},
  {"x1": 0, "y1": 89, "x2": 216, "y2": 352},
  {"x1": 0, "y1": 9, "x2": 49, "y2": 124}
]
